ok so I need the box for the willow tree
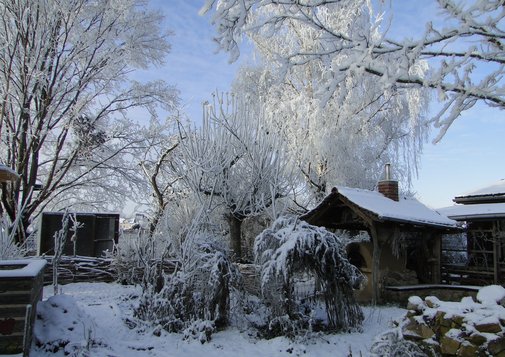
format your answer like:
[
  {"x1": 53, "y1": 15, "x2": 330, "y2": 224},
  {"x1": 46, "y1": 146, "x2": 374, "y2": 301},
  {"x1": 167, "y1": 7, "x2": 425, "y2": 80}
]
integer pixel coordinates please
[
  {"x1": 225, "y1": 0, "x2": 431, "y2": 208},
  {"x1": 0, "y1": 0, "x2": 178, "y2": 242},
  {"x1": 202, "y1": 0, "x2": 505, "y2": 143}
]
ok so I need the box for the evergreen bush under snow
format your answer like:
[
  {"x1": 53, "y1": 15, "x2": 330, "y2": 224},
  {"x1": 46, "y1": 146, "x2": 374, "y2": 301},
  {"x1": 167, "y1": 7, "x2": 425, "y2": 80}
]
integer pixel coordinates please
[{"x1": 254, "y1": 216, "x2": 365, "y2": 336}]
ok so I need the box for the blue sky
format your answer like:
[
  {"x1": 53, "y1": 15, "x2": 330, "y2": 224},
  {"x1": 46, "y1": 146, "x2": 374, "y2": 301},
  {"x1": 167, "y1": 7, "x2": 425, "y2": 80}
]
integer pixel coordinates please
[{"x1": 141, "y1": 0, "x2": 504, "y2": 209}]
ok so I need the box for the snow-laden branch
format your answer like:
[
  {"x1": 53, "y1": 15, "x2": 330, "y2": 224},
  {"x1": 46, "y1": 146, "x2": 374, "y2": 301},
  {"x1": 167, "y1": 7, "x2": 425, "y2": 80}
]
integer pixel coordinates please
[{"x1": 203, "y1": 0, "x2": 505, "y2": 141}]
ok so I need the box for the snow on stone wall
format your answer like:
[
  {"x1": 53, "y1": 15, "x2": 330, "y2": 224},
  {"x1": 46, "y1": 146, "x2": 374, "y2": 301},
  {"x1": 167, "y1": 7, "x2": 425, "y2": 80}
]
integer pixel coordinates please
[{"x1": 399, "y1": 285, "x2": 505, "y2": 356}]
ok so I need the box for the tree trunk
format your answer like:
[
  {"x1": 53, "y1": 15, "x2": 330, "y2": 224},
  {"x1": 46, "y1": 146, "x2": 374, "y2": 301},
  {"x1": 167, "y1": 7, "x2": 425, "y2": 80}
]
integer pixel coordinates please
[
  {"x1": 228, "y1": 214, "x2": 243, "y2": 262},
  {"x1": 149, "y1": 206, "x2": 165, "y2": 235}
]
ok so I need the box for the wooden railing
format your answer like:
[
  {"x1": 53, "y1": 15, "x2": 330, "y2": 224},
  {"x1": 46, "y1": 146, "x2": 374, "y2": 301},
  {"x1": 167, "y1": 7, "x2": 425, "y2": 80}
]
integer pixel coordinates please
[{"x1": 441, "y1": 264, "x2": 505, "y2": 286}]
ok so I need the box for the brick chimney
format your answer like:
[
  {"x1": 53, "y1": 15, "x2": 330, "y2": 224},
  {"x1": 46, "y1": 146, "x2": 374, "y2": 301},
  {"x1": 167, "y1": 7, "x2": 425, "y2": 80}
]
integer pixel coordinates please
[{"x1": 378, "y1": 163, "x2": 399, "y2": 201}]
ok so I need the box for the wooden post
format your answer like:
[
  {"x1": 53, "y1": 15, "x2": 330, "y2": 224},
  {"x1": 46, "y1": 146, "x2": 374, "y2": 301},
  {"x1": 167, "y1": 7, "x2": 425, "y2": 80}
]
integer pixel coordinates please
[
  {"x1": 22, "y1": 304, "x2": 32, "y2": 357},
  {"x1": 493, "y1": 221, "x2": 500, "y2": 284},
  {"x1": 370, "y1": 224, "x2": 381, "y2": 305},
  {"x1": 424, "y1": 231, "x2": 441, "y2": 284}
]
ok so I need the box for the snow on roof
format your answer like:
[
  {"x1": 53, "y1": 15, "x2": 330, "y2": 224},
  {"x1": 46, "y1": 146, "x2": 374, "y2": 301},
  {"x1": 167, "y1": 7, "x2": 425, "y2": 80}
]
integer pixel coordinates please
[
  {"x1": 437, "y1": 202, "x2": 505, "y2": 220},
  {"x1": 336, "y1": 186, "x2": 458, "y2": 228},
  {"x1": 0, "y1": 164, "x2": 19, "y2": 182},
  {"x1": 0, "y1": 259, "x2": 47, "y2": 278},
  {"x1": 456, "y1": 179, "x2": 505, "y2": 199}
]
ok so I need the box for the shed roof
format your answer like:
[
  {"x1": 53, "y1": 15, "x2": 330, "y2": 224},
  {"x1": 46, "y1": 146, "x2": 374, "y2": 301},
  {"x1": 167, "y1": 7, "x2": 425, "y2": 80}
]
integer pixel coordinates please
[
  {"x1": 438, "y1": 203, "x2": 505, "y2": 221},
  {"x1": 0, "y1": 164, "x2": 19, "y2": 182},
  {"x1": 454, "y1": 179, "x2": 505, "y2": 204},
  {"x1": 302, "y1": 186, "x2": 458, "y2": 230},
  {"x1": 337, "y1": 187, "x2": 458, "y2": 228}
]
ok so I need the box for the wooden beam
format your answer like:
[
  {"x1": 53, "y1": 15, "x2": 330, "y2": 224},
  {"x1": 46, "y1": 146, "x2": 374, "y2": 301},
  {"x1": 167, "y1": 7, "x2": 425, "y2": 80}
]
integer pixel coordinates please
[{"x1": 337, "y1": 194, "x2": 377, "y2": 229}]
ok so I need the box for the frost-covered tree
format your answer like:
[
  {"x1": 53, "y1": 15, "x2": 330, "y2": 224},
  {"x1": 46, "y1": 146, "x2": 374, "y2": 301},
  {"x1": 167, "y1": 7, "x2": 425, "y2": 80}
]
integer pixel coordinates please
[
  {"x1": 202, "y1": 0, "x2": 505, "y2": 142},
  {"x1": 137, "y1": 117, "x2": 187, "y2": 233},
  {"x1": 179, "y1": 92, "x2": 293, "y2": 260},
  {"x1": 210, "y1": 0, "x2": 432, "y2": 208},
  {"x1": 0, "y1": 0, "x2": 178, "y2": 242}
]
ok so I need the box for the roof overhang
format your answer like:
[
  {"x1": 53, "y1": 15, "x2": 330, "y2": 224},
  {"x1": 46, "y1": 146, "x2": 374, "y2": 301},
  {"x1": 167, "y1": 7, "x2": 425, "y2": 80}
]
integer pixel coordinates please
[
  {"x1": 302, "y1": 187, "x2": 460, "y2": 232},
  {"x1": 438, "y1": 203, "x2": 505, "y2": 222},
  {"x1": 454, "y1": 194, "x2": 505, "y2": 204}
]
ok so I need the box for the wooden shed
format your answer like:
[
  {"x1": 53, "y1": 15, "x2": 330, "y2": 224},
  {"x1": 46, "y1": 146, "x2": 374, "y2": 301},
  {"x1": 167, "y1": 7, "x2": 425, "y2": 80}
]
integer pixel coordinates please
[
  {"x1": 38, "y1": 212, "x2": 119, "y2": 258},
  {"x1": 301, "y1": 182, "x2": 459, "y2": 304},
  {"x1": 438, "y1": 179, "x2": 505, "y2": 285}
]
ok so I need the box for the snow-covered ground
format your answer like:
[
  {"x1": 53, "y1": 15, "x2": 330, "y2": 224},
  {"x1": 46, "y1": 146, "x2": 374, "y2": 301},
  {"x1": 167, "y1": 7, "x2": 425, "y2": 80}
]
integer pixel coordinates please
[{"x1": 19, "y1": 282, "x2": 406, "y2": 357}]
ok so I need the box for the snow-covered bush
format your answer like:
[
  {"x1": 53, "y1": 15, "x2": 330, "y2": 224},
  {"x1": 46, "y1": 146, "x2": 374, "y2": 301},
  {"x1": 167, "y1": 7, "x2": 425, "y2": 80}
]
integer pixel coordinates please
[
  {"x1": 113, "y1": 190, "x2": 205, "y2": 286},
  {"x1": 52, "y1": 211, "x2": 83, "y2": 295},
  {"x1": 370, "y1": 328, "x2": 427, "y2": 357},
  {"x1": 134, "y1": 208, "x2": 241, "y2": 341},
  {"x1": 135, "y1": 239, "x2": 240, "y2": 337},
  {"x1": 254, "y1": 216, "x2": 365, "y2": 337},
  {"x1": 33, "y1": 294, "x2": 99, "y2": 356},
  {"x1": 113, "y1": 228, "x2": 171, "y2": 286}
]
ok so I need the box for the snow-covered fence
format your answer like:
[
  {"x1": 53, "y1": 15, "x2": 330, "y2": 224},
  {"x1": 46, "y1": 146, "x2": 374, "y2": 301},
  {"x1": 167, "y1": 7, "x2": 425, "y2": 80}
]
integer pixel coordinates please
[
  {"x1": 42, "y1": 256, "x2": 116, "y2": 284},
  {"x1": 41, "y1": 255, "x2": 177, "y2": 285},
  {"x1": 113, "y1": 256, "x2": 178, "y2": 285}
]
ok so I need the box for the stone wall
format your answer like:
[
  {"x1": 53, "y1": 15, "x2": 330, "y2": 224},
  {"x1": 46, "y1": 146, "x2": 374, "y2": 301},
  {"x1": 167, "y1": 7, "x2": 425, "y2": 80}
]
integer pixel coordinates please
[
  {"x1": 384, "y1": 285, "x2": 479, "y2": 306},
  {"x1": 401, "y1": 286, "x2": 505, "y2": 356}
]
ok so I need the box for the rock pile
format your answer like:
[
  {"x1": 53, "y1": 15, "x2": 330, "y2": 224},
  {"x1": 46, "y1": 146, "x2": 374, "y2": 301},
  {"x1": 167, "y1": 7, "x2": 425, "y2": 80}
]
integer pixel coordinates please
[{"x1": 401, "y1": 285, "x2": 505, "y2": 356}]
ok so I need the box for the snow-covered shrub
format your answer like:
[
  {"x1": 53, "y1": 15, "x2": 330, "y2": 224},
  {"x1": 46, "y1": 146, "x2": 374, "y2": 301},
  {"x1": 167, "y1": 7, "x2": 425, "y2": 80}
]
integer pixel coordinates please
[
  {"x1": 477, "y1": 284, "x2": 505, "y2": 305},
  {"x1": 254, "y1": 216, "x2": 365, "y2": 337},
  {"x1": 135, "y1": 240, "x2": 240, "y2": 336},
  {"x1": 33, "y1": 294, "x2": 100, "y2": 356},
  {"x1": 134, "y1": 207, "x2": 241, "y2": 341},
  {"x1": 52, "y1": 211, "x2": 83, "y2": 295},
  {"x1": 0, "y1": 222, "x2": 26, "y2": 259},
  {"x1": 113, "y1": 193, "x2": 207, "y2": 286},
  {"x1": 183, "y1": 320, "x2": 215, "y2": 344},
  {"x1": 112, "y1": 228, "x2": 171, "y2": 285},
  {"x1": 370, "y1": 328, "x2": 427, "y2": 357}
]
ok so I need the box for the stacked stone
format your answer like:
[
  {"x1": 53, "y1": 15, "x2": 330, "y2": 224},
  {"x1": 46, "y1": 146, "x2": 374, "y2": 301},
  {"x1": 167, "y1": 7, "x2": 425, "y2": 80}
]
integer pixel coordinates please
[{"x1": 401, "y1": 293, "x2": 505, "y2": 356}]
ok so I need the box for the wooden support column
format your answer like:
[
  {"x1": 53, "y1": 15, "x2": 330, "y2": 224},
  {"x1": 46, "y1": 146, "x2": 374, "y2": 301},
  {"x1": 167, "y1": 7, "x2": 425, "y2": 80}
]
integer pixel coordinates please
[
  {"x1": 493, "y1": 221, "x2": 501, "y2": 284},
  {"x1": 424, "y1": 231, "x2": 441, "y2": 284},
  {"x1": 370, "y1": 224, "x2": 381, "y2": 305}
]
